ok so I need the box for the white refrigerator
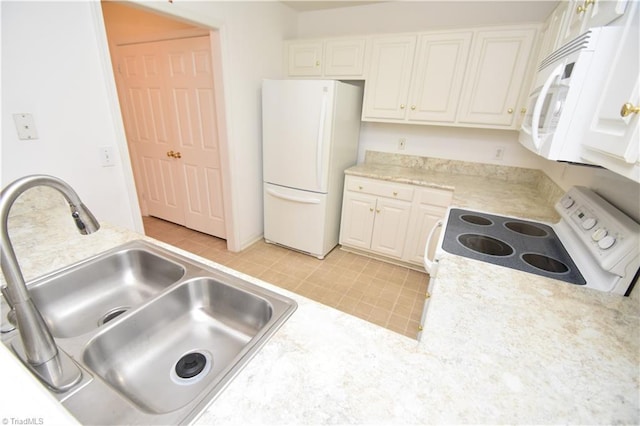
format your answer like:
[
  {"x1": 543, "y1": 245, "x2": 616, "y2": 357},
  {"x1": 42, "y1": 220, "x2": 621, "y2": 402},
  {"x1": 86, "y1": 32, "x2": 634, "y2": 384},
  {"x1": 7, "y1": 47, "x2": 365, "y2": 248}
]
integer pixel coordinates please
[{"x1": 262, "y1": 79, "x2": 363, "y2": 259}]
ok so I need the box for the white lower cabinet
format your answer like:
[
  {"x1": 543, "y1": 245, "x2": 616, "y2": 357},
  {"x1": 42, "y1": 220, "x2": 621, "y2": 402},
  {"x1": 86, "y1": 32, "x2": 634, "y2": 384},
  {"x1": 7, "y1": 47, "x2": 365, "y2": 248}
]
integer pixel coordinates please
[{"x1": 340, "y1": 175, "x2": 452, "y2": 268}]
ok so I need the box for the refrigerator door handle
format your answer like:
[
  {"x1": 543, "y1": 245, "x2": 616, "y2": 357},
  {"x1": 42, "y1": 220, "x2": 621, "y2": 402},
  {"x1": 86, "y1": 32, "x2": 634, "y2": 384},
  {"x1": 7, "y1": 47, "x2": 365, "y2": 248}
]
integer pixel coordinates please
[
  {"x1": 316, "y1": 88, "x2": 328, "y2": 190},
  {"x1": 266, "y1": 188, "x2": 321, "y2": 204}
]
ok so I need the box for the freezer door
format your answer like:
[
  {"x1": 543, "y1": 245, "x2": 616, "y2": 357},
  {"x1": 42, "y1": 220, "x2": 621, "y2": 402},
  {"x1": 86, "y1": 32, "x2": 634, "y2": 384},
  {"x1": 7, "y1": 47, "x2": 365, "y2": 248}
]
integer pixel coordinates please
[
  {"x1": 262, "y1": 80, "x2": 335, "y2": 193},
  {"x1": 264, "y1": 184, "x2": 331, "y2": 258}
]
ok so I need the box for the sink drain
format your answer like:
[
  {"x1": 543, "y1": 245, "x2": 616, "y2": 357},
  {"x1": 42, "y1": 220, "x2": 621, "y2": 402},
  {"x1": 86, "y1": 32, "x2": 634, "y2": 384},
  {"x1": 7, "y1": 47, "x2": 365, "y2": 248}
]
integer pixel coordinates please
[
  {"x1": 98, "y1": 307, "x2": 129, "y2": 326},
  {"x1": 176, "y1": 352, "x2": 207, "y2": 378},
  {"x1": 170, "y1": 350, "x2": 212, "y2": 385}
]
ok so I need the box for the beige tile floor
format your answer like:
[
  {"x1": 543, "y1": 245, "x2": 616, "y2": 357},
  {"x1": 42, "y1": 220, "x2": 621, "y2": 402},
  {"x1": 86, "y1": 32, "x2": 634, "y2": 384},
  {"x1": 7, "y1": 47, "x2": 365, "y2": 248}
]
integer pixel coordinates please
[{"x1": 143, "y1": 216, "x2": 429, "y2": 339}]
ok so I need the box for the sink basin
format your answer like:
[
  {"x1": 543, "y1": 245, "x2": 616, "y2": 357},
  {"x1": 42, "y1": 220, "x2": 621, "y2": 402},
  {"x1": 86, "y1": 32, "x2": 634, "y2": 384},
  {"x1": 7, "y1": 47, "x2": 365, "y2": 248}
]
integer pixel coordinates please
[
  {"x1": 28, "y1": 247, "x2": 186, "y2": 338},
  {"x1": 1, "y1": 240, "x2": 297, "y2": 425},
  {"x1": 83, "y1": 277, "x2": 274, "y2": 414}
]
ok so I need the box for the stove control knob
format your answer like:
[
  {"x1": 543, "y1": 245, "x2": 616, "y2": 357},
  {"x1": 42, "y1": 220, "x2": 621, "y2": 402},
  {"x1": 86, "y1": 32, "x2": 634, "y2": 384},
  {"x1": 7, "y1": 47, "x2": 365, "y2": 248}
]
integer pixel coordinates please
[
  {"x1": 561, "y1": 196, "x2": 575, "y2": 209},
  {"x1": 581, "y1": 217, "x2": 597, "y2": 230},
  {"x1": 598, "y1": 235, "x2": 616, "y2": 250},
  {"x1": 591, "y1": 228, "x2": 608, "y2": 242}
]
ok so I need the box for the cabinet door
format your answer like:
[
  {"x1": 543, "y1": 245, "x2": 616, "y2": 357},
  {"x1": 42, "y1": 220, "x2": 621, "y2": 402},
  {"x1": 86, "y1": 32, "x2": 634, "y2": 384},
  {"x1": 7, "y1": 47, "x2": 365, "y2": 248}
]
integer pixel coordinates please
[
  {"x1": 324, "y1": 38, "x2": 367, "y2": 78},
  {"x1": 457, "y1": 28, "x2": 536, "y2": 127},
  {"x1": 407, "y1": 31, "x2": 472, "y2": 123},
  {"x1": 581, "y1": 11, "x2": 639, "y2": 182},
  {"x1": 370, "y1": 198, "x2": 412, "y2": 259},
  {"x1": 560, "y1": 0, "x2": 628, "y2": 45},
  {"x1": 362, "y1": 35, "x2": 416, "y2": 120},
  {"x1": 404, "y1": 203, "x2": 446, "y2": 265},
  {"x1": 340, "y1": 192, "x2": 377, "y2": 250},
  {"x1": 537, "y1": 1, "x2": 570, "y2": 63},
  {"x1": 286, "y1": 41, "x2": 323, "y2": 76}
]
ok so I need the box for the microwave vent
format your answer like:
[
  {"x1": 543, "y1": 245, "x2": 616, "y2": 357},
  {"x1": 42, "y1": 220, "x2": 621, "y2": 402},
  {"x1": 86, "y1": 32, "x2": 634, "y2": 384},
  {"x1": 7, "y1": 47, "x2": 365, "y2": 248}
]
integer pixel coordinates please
[{"x1": 538, "y1": 29, "x2": 596, "y2": 71}]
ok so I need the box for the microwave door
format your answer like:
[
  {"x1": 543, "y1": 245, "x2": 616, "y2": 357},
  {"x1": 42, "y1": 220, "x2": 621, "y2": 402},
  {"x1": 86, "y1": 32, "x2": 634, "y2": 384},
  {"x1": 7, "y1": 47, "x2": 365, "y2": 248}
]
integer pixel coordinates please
[{"x1": 531, "y1": 64, "x2": 564, "y2": 150}]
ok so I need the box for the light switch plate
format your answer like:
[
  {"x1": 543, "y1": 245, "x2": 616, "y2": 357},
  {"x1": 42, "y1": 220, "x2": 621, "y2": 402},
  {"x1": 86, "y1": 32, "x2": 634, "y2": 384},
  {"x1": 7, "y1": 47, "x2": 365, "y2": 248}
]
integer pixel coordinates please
[{"x1": 13, "y1": 113, "x2": 39, "y2": 140}]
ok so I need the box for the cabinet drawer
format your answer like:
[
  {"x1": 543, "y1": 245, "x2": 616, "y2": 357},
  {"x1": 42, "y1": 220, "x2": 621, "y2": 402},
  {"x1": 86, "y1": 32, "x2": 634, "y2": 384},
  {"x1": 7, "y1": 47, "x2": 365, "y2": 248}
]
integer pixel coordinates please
[
  {"x1": 415, "y1": 187, "x2": 453, "y2": 207},
  {"x1": 347, "y1": 177, "x2": 414, "y2": 201}
]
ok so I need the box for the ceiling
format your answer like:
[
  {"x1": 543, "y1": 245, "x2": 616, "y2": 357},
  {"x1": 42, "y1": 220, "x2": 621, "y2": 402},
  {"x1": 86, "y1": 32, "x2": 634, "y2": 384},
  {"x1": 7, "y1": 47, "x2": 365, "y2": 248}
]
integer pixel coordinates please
[{"x1": 281, "y1": 1, "x2": 388, "y2": 12}]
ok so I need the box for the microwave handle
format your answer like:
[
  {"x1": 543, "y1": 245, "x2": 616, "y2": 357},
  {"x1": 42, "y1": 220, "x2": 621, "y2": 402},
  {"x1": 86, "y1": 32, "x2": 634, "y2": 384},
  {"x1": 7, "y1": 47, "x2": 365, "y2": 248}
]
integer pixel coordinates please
[
  {"x1": 531, "y1": 64, "x2": 564, "y2": 149},
  {"x1": 423, "y1": 220, "x2": 443, "y2": 273}
]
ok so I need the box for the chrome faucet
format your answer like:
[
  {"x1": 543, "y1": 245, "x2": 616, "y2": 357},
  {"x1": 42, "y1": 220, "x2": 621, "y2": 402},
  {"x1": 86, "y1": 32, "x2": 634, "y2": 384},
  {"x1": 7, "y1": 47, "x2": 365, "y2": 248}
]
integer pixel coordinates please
[{"x1": 0, "y1": 175, "x2": 100, "y2": 391}]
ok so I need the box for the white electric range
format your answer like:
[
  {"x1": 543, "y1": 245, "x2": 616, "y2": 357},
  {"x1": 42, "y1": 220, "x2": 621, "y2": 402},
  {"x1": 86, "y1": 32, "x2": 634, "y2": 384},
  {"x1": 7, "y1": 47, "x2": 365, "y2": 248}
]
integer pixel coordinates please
[{"x1": 427, "y1": 186, "x2": 640, "y2": 296}]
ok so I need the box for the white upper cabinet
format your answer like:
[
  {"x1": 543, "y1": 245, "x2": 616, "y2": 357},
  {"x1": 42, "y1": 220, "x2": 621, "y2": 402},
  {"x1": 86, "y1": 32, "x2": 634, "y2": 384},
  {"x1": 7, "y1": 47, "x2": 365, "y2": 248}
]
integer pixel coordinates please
[
  {"x1": 560, "y1": 0, "x2": 629, "y2": 45},
  {"x1": 580, "y1": 8, "x2": 639, "y2": 182},
  {"x1": 286, "y1": 40, "x2": 323, "y2": 76},
  {"x1": 407, "y1": 31, "x2": 473, "y2": 123},
  {"x1": 323, "y1": 38, "x2": 367, "y2": 77},
  {"x1": 285, "y1": 37, "x2": 368, "y2": 79},
  {"x1": 361, "y1": 25, "x2": 537, "y2": 129},
  {"x1": 456, "y1": 27, "x2": 536, "y2": 127},
  {"x1": 362, "y1": 35, "x2": 417, "y2": 120}
]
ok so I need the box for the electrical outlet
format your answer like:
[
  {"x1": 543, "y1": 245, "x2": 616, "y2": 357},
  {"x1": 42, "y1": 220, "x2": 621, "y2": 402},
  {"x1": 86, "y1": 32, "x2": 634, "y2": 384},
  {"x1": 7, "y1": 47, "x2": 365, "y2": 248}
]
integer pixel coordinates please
[
  {"x1": 398, "y1": 138, "x2": 406, "y2": 150},
  {"x1": 494, "y1": 146, "x2": 505, "y2": 161}
]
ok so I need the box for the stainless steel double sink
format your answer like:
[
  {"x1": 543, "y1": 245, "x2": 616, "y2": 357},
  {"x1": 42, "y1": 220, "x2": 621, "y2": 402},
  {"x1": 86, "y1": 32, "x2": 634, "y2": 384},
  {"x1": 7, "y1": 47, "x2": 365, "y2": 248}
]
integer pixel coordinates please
[{"x1": 0, "y1": 240, "x2": 297, "y2": 424}]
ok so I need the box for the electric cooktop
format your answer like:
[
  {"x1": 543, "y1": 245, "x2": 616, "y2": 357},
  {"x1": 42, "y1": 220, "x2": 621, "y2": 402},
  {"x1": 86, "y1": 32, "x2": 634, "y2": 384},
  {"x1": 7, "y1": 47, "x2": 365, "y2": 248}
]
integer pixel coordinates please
[{"x1": 442, "y1": 208, "x2": 586, "y2": 285}]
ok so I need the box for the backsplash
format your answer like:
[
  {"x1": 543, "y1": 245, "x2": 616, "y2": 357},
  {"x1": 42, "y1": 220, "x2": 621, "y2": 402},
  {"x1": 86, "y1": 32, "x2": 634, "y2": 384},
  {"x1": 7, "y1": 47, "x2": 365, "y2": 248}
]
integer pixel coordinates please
[{"x1": 364, "y1": 151, "x2": 565, "y2": 204}]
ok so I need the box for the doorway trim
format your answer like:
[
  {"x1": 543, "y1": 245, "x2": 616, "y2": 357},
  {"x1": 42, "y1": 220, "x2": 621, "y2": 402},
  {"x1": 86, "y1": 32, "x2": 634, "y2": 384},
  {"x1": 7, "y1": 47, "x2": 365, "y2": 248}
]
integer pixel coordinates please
[{"x1": 90, "y1": 2, "x2": 239, "y2": 251}]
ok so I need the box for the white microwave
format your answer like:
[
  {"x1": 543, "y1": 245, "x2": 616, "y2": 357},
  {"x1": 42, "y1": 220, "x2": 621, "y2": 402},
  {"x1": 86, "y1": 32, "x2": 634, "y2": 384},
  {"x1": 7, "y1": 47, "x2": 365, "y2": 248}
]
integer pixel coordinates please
[{"x1": 519, "y1": 27, "x2": 622, "y2": 163}]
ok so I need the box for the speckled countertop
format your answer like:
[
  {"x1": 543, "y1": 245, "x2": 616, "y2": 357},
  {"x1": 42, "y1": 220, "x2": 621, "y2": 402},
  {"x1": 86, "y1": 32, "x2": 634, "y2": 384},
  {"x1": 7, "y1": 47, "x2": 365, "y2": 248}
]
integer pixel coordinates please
[{"x1": 1, "y1": 163, "x2": 638, "y2": 424}]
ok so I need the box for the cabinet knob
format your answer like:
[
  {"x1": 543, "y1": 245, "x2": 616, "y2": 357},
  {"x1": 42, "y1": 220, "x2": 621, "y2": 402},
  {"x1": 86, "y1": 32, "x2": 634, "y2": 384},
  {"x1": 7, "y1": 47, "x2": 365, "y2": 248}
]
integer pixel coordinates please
[
  {"x1": 520, "y1": 107, "x2": 527, "y2": 114},
  {"x1": 576, "y1": 0, "x2": 594, "y2": 14},
  {"x1": 620, "y1": 102, "x2": 640, "y2": 117},
  {"x1": 507, "y1": 108, "x2": 514, "y2": 114},
  {"x1": 393, "y1": 191, "x2": 398, "y2": 196},
  {"x1": 410, "y1": 105, "x2": 416, "y2": 110},
  {"x1": 369, "y1": 207, "x2": 374, "y2": 212},
  {"x1": 315, "y1": 60, "x2": 320, "y2": 67},
  {"x1": 425, "y1": 291, "x2": 431, "y2": 299},
  {"x1": 376, "y1": 209, "x2": 380, "y2": 213},
  {"x1": 400, "y1": 104, "x2": 405, "y2": 109}
]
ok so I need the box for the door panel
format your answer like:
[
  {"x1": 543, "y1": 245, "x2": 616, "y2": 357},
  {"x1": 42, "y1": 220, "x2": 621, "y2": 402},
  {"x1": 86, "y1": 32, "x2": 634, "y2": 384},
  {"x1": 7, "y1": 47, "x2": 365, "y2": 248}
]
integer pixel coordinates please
[
  {"x1": 370, "y1": 198, "x2": 411, "y2": 258},
  {"x1": 263, "y1": 184, "x2": 328, "y2": 257},
  {"x1": 262, "y1": 79, "x2": 335, "y2": 193},
  {"x1": 116, "y1": 35, "x2": 225, "y2": 238},
  {"x1": 119, "y1": 43, "x2": 185, "y2": 223}
]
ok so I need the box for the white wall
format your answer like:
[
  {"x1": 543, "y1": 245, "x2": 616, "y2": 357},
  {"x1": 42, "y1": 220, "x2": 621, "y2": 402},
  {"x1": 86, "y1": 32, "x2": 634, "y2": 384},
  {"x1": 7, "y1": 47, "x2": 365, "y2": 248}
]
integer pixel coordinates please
[
  {"x1": 1, "y1": 1, "x2": 140, "y2": 231},
  {"x1": 128, "y1": 0, "x2": 297, "y2": 249},
  {"x1": 357, "y1": 122, "x2": 544, "y2": 168}
]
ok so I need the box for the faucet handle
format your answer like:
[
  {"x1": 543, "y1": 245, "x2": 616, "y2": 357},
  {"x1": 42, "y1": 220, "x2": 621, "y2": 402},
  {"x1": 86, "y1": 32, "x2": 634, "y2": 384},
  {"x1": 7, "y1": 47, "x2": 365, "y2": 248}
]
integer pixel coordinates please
[{"x1": 1, "y1": 285, "x2": 15, "y2": 310}]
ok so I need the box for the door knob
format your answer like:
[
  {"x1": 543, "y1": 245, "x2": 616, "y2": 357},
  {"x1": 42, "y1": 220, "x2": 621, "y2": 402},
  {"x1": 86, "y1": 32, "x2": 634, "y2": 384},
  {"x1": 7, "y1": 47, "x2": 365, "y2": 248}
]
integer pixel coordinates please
[
  {"x1": 620, "y1": 103, "x2": 640, "y2": 117},
  {"x1": 166, "y1": 150, "x2": 182, "y2": 159},
  {"x1": 167, "y1": 150, "x2": 174, "y2": 158}
]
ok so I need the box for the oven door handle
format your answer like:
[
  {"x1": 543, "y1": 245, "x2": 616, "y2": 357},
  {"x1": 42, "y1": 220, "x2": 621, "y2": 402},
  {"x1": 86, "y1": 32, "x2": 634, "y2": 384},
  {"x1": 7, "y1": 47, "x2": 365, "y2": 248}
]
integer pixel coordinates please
[
  {"x1": 423, "y1": 220, "x2": 443, "y2": 274},
  {"x1": 531, "y1": 64, "x2": 564, "y2": 149}
]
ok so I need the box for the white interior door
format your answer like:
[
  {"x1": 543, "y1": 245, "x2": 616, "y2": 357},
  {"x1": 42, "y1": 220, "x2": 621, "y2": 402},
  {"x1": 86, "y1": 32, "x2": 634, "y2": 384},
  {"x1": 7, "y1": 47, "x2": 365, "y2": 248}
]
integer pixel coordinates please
[
  {"x1": 163, "y1": 37, "x2": 226, "y2": 237},
  {"x1": 116, "y1": 35, "x2": 226, "y2": 238},
  {"x1": 117, "y1": 42, "x2": 186, "y2": 225}
]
